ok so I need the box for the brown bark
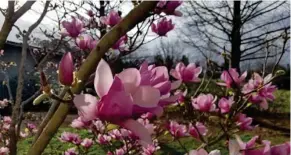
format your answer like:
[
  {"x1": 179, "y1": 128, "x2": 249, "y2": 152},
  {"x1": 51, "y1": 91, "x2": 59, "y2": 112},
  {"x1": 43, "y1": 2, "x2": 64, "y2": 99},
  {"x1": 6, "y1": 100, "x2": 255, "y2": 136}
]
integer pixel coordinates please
[
  {"x1": 231, "y1": 1, "x2": 242, "y2": 73},
  {"x1": 8, "y1": 1, "x2": 50, "y2": 154},
  {"x1": 0, "y1": 19, "x2": 13, "y2": 50}
]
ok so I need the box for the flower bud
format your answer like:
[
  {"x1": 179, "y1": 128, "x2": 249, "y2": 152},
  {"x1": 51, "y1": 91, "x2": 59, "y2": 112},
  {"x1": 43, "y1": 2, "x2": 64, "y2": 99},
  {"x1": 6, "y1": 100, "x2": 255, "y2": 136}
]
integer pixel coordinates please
[
  {"x1": 59, "y1": 52, "x2": 74, "y2": 86},
  {"x1": 275, "y1": 70, "x2": 285, "y2": 76}
]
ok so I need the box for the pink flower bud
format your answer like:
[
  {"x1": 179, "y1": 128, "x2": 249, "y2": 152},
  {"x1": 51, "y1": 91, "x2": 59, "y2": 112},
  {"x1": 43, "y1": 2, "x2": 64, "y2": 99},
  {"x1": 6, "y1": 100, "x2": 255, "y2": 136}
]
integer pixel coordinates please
[
  {"x1": 192, "y1": 94, "x2": 216, "y2": 112},
  {"x1": 59, "y1": 52, "x2": 74, "y2": 86},
  {"x1": 64, "y1": 148, "x2": 78, "y2": 155},
  {"x1": 218, "y1": 97, "x2": 234, "y2": 114},
  {"x1": 81, "y1": 138, "x2": 93, "y2": 149},
  {"x1": 151, "y1": 18, "x2": 174, "y2": 36}
]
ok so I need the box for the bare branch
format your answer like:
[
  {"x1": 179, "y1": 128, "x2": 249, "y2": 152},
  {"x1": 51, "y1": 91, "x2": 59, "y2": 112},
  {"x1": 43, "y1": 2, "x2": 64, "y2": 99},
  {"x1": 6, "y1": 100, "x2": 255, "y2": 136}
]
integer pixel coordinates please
[{"x1": 12, "y1": 1, "x2": 36, "y2": 22}]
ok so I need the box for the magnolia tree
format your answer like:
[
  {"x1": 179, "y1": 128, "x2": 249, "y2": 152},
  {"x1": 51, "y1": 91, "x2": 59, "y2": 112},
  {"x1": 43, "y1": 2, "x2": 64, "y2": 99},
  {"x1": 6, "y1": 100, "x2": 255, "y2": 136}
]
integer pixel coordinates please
[{"x1": 0, "y1": 1, "x2": 289, "y2": 155}]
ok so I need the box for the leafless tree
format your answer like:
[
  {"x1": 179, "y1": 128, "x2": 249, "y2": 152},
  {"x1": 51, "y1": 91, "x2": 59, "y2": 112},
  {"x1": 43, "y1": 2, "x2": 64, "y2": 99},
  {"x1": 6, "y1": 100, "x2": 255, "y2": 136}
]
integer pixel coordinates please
[{"x1": 181, "y1": 1, "x2": 290, "y2": 72}]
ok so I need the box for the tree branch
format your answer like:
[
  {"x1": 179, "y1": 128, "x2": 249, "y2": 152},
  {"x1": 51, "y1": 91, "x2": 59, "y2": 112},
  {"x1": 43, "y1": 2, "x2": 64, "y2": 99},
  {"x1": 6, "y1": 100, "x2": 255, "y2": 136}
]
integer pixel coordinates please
[{"x1": 11, "y1": 1, "x2": 36, "y2": 22}]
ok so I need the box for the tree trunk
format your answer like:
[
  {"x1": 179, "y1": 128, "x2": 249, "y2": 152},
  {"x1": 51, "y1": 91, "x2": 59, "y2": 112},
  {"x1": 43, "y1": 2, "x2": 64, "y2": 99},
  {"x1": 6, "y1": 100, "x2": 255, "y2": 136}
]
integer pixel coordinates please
[
  {"x1": 0, "y1": 19, "x2": 13, "y2": 50},
  {"x1": 231, "y1": 1, "x2": 242, "y2": 73}
]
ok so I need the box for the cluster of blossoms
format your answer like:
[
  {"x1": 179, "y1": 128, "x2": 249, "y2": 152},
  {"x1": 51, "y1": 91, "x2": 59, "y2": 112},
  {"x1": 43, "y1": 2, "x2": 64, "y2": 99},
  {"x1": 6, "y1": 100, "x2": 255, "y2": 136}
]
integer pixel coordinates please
[
  {"x1": 0, "y1": 116, "x2": 37, "y2": 155},
  {"x1": 45, "y1": 0, "x2": 289, "y2": 154},
  {"x1": 0, "y1": 99, "x2": 9, "y2": 109}
]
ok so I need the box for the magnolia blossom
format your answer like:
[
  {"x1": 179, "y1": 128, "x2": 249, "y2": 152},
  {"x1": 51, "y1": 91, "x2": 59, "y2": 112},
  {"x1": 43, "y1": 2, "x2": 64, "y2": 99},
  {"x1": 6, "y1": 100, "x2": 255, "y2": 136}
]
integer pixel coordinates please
[
  {"x1": 174, "y1": 89, "x2": 187, "y2": 104},
  {"x1": 242, "y1": 73, "x2": 276, "y2": 110},
  {"x1": 112, "y1": 35, "x2": 127, "y2": 51},
  {"x1": 74, "y1": 59, "x2": 180, "y2": 146},
  {"x1": 170, "y1": 62, "x2": 202, "y2": 83},
  {"x1": 60, "y1": 132, "x2": 82, "y2": 145},
  {"x1": 151, "y1": 18, "x2": 174, "y2": 36},
  {"x1": 189, "y1": 149, "x2": 220, "y2": 155},
  {"x1": 20, "y1": 131, "x2": 29, "y2": 138},
  {"x1": 76, "y1": 35, "x2": 98, "y2": 50},
  {"x1": 156, "y1": 0, "x2": 183, "y2": 16},
  {"x1": 0, "y1": 50, "x2": 4, "y2": 56},
  {"x1": 192, "y1": 94, "x2": 216, "y2": 112},
  {"x1": 236, "y1": 113, "x2": 255, "y2": 131},
  {"x1": 218, "y1": 97, "x2": 234, "y2": 114},
  {"x1": 229, "y1": 135, "x2": 290, "y2": 155},
  {"x1": 100, "y1": 10, "x2": 121, "y2": 27},
  {"x1": 93, "y1": 120, "x2": 105, "y2": 132},
  {"x1": 58, "y1": 52, "x2": 74, "y2": 86},
  {"x1": 0, "y1": 99, "x2": 8, "y2": 109},
  {"x1": 71, "y1": 117, "x2": 91, "y2": 129},
  {"x1": 137, "y1": 118, "x2": 155, "y2": 135},
  {"x1": 139, "y1": 61, "x2": 181, "y2": 106},
  {"x1": 64, "y1": 148, "x2": 78, "y2": 155},
  {"x1": 217, "y1": 68, "x2": 247, "y2": 88},
  {"x1": 2, "y1": 116, "x2": 11, "y2": 124},
  {"x1": 81, "y1": 138, "x2": 93, "y2": 149},
  {"x1": 0, "y1": 147, "x2": 9, "y2": 155},
  {"x1": 188, "y1": 122, "x2": 207, "y2": 139},
  {"x1": 141, "y1": 112, "x2": 155, "y2": 120},
  {"x1": 142, "y1": 144, "x2": 160, "y2": 155},
  {"x1": 167, "y1": 121, "x2": 187, "y2": 138},
  {"x1": 115, "y1": 148, "x2": 125, "y2": 155},
  {"x1": 96, "y1": 134, "x2": 111, "y2": 145},
  {"x1": 109, "y1": 129, "x2": 123, "y2": 140},
  {"x1": 61, "y1": 17, "x2": 84, "y2": 38},
  {"x1": 27, "y1": 123, "x2": 36, "y2": 130}
]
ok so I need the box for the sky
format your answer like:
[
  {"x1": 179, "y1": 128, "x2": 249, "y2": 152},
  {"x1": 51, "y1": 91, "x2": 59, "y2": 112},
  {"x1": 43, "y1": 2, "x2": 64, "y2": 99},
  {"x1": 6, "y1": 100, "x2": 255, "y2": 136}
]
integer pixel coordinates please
[{"x1": 0, "y1": 0, "x2": 289, "y2": 70}]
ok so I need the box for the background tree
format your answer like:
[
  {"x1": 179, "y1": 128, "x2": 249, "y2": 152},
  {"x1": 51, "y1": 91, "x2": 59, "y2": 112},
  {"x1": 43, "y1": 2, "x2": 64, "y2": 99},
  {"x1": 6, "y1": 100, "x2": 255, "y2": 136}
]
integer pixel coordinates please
[{"x1": 181, "y1": 1, "x2": 290, "y2": 72}]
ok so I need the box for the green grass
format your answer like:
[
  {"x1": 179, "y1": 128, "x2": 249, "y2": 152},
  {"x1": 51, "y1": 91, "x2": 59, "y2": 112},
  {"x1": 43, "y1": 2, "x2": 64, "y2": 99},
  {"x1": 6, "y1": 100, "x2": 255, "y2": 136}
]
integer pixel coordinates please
[{"x1": 270, "y1": 89, "x2": 290, "y2": 113}]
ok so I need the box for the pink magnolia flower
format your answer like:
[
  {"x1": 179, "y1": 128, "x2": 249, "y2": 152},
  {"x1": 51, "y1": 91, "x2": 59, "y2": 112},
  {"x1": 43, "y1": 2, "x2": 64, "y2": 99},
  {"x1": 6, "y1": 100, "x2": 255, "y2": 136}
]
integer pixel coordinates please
[
  {"x1": 151, "y1": 18, "x2": 174, "y2": 36},
  {"x1": 192, "y1": 94, "x2": 216, "y2": 112},
  {"x1": 188, "y1": 149, "x2": 220, "y2": 155},
  {"x1": 27, "y1": 123, "x2": 36, "y2": 130},
  {"x1": 0, "y1": 99, "x2": 8, "y2": 109},
  {"x1": 93, "y1": 120, "x2": 105, "y2": 132},
  {"x1": 81, "y1": 138, "x2": 93, "y2": 149},
  {"x1": 71, "y1": 117, "x2": 91, "y2": 129},
  {"x1": 0, "y1": 147, "x2": 9, "y2": 155},
  {"x1": 242, "y1": 73, "x2": 276, "y2": 110},
  {"x1": 228, "y1": 135, "x2": 290, "y2": 155},
  {"x1": 76, "y1": 35, "x2": 98, "y2": 50},
  {"x1": 139, "y1": 61, "x2": 181, "y2": 106},
  {"x1": 96, "y1": 134, "x2": 111, "y2": 145},
  {"x1": 2, "y1": 116, "x2": 11, "y2": 124},
  {"x1": 74, "y1": 59, "x2": 172, "y2": 146},
  {"x1": 174, "y1": 89, "x2": 187, "y2": 104},
  {"x1": 236, "y1": 113, "x2": 255, "y2": 131},
  {"x1": 114, "y1": 148, "x2": 125, "y2": 155},
  {"x1": 156, "y1": 0, "x2": 183, "y2": 16},
  {"x1": 109, "y1": 129, "x2": 123, "y2": 140},
  {"x1": 188, "y1": 122, "x2": 207, "y2": 139},
  {"x1": 100, "y1": 10, "x2": 121, "y2": 27},
  {"x1": 167, "y1": 121, "x2": 187, "y2": 138},
  {"x1": 0, "y1": 50, "x2": 4, "y2": 56},
  {"x1": 170, "y1": 62, "x2": 202, "y2": 83},
  {"x1": 2, "y1": 123, "x2": 10, "y2": 131},
  {"x1": 20, "y1": 131, "x2": 29, "y2": 138},
  {"x1": 137, "y1": 118, "x2": 155, "y2": 135},
  {"x1": 59, "y1": 52, "x2": 74, "y2": 86},
  {"x1": 60, "y1": 132, "x2": 82, "y2": 144},
  {"x1": 141, "y1": 112, "x2": 155, "y2": 120},
  {"x1": 64, "y1": 148, "x2": 78, "y2": 155},
  {"x1": 218, "y1": 68, "x2": 247, "y2": 88},
  {"x1": 61, "y1": 17, "x2": 84, "y2": 38},
  {"x1": 87, "y1": 10, "x2": 94, "y2": 17},
  {"x1": 142, "y1": 144, "x2": 160, "y2": 155},
  {"x1": 218, "y1": 97, "x2": 234, "y2": 114},
  {"x1": 112, "y1": 35, "x2": 127, "y2": 51}
]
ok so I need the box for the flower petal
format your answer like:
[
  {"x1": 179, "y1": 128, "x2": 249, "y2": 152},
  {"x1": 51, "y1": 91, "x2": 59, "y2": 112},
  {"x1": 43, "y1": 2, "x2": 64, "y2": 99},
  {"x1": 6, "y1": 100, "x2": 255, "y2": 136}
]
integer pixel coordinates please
[
  {"x1": 171, "y1": 80, "x2": 182, "y2": 90},
  {"x1": 94, "y1": 59, "x2": 113, "y2": 97},
  {"x1": 122, "y1": 119, "x2": 152, "y2": 147},
  {"x1": 117, "y1": 68, "x2": 141, "y2": 94},
  {"x1": 73, "y1": 94, "x2": 98, "y2": 121},
  {"x1": 132, "y1": 86, "x2": 160, "y2": 107}
]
